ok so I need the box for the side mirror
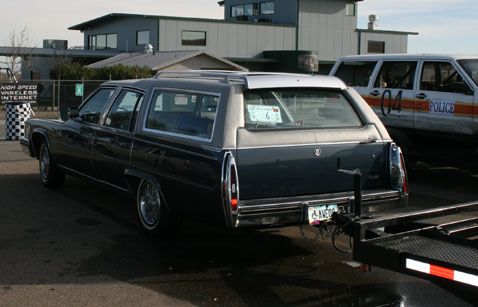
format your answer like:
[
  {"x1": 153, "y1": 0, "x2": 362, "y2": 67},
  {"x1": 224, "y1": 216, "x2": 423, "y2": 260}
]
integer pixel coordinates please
[{"x1": 68, "y1": 107, "x2": 79, "y2": 119}]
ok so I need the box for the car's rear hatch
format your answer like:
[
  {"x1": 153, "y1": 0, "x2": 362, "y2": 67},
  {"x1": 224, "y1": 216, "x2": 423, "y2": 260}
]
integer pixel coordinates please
[{"x1": 235, "y1": 126, "x2": 388, "y2": 200}]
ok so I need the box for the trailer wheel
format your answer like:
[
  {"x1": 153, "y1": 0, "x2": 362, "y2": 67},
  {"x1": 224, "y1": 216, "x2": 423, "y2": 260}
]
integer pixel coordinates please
[{"x1": 39, "y1": 141, "x2": 65, "y2": 188}]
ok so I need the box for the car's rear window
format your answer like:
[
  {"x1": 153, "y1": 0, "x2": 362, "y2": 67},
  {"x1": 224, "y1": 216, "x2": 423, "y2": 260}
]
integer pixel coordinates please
[{"x1": 244, "y1": 88, "x2": 362, "y2": 130}]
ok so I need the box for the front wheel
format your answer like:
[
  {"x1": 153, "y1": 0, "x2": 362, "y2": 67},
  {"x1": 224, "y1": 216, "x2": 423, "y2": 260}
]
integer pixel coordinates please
[
  {"x1": 136, "y1": 179, "x2": 181, "y2": 238},
  {"x1": 39, "y1": 141, "x2": 65, "y2": 188}
]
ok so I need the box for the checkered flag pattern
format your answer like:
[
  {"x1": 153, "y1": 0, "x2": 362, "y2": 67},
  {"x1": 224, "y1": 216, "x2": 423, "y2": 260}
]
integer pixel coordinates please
[{"x1": 5, "y1": 103, "x2": 32, "y2": 141}]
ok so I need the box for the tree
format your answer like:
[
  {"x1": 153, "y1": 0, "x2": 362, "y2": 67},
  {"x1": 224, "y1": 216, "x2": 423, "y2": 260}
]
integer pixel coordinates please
[
  {"x1": 1, "y1": 27, "x2": 36, "y2": 78},
  {"x1": 50, "y1": 63, "x2": 154, "y2": 80}
]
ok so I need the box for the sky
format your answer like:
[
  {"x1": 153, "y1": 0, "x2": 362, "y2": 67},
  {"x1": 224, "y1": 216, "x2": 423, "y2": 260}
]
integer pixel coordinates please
[{"x1": 0, "y1": 0, "x2": 477, "y2": 54}]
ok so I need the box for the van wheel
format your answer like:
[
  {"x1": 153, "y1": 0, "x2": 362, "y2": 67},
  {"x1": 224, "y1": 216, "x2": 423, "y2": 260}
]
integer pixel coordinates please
[
  {"x1": 39, "y1": 141, "x2": 65, "y2": 188},
  {"x1": 136, "y1": 179, "x2": 181, "y2": 238}
]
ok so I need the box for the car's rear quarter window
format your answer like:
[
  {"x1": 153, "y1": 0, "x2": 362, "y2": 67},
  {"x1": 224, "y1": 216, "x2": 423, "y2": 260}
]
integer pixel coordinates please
[{"x1": 145, "y1": 89, "x2": 219, "y2": 140}]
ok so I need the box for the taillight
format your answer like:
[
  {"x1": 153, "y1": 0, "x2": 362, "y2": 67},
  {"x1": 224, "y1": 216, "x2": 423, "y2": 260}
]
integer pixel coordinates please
[
  {"x1": 222, "y1": 152, "x2": 240, "y2": 214},
  {"x1": 400, "y1": 153, "x2": 408, "y2": 194},
  {"x1": 390, "y1": 143, "x2": 408, "y2": 196}
]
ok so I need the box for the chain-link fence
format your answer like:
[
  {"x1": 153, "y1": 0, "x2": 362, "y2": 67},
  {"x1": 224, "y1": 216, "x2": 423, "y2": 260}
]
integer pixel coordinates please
[
  {"x1": 1, "y1": 79, "x2": 112, "y2": 139},
  {"x1": 34, "y1": 79, "x2": 109, "y2": 113}
]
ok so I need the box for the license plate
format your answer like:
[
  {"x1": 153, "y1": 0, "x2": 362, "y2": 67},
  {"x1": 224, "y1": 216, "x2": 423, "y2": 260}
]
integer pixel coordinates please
[{"x1": 308, "y1": 204, "x2": 338, "y2": 225}]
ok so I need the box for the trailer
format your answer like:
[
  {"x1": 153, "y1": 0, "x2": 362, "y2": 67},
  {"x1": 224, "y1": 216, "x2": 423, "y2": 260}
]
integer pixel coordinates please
[{"x1": 332, "y1": 201, "x2": 478, "y2": 289}]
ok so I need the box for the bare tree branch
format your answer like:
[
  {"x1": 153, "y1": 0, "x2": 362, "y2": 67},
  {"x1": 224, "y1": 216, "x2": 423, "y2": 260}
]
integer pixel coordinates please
[{"x1": 1, "y1": 27, "x2": 37, "y2": 78}]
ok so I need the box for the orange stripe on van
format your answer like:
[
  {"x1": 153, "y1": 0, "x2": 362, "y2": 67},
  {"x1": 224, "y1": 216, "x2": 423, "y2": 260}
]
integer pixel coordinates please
[
  {"x1": 364, "y1": 96, "x2": 475, "y2": 117},
  {"x1": 364, "y1": 96, "x2": 415, "y2": 112}
]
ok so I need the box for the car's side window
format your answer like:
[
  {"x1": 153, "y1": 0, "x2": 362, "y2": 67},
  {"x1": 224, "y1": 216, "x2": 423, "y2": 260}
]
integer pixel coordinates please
[
  {"x1": 105, "y1": 90, "x2": 144, "y2": 131},
  {"x1": 145, "y1": 90, "x2": 219, "y2": 140},
  {"x1": 335, "y1": 61, "x2": 377, "y2": 87},
  {"x1": 79, "y1": 88, "x2": 115, "y2": 124},
  {"x1": 373, "y1": 61, "x2": 417, "y2": 90},
  {"x1": 420, "y1": 61, "x2": 472, "y2": 94}
]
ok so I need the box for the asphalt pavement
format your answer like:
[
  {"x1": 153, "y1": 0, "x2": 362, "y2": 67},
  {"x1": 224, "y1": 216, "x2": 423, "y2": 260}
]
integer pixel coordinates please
[
  {"x1": 1, "y1": 121, "x2": 6, "y2": 140},
  {"x1": 0, "y1": 138, "x2": 477, "y2": 306}
]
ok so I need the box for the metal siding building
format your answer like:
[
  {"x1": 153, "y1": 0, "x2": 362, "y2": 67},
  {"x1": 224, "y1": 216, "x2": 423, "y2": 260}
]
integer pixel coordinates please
[
  {"x1": 66, "y1": 0, "x2": 418, "y2": 73},
  {"x1": 158, "y1": 18, "x2": 295, "y2": 58},
  {"x1": 357, "y1": 29, "x2": 409, "y2": 55},
  {"x1": 75, "y1": 15, "x2": 160, "y2": 53},
  {"x1": 298, "y1": 0, "x2": 359, "y2": 61}
]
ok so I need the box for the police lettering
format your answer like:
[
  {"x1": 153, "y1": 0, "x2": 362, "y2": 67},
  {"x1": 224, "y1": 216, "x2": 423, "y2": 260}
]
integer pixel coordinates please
[{"x1": 429, "y1": 100, "x2": 455, "y2": 114}]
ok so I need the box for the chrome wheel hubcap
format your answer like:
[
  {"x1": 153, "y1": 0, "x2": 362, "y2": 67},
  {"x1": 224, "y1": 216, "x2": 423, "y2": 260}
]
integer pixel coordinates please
[
  {"x1": 139, "y1": 182, "x2": 161, "y2": 228},
  {"x1": 40, "y1": 146, "x2": 50, "y2": 181}
]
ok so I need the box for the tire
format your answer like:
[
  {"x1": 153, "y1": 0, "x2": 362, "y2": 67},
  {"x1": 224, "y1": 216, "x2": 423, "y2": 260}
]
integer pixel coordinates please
[
  {"x1": 39, "y1": 141, "x2": 65, "y2": 188},
  {"x1": 136, "y1": 179, "x2": 181, "y2": 238}
]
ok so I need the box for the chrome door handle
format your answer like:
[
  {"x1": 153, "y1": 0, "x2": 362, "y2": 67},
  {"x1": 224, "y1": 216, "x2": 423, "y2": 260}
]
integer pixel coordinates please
[
  {"x1": 370, "y1": 90, "x2": 380, "y2": 96},
  {"x1": 416, "y1": 93, "x2": 427, "y2": 99}
]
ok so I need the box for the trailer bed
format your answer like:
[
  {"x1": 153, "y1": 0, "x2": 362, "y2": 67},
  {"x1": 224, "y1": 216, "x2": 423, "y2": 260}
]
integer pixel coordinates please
[{"x1": 343, "y1": 202, "x2": 478, "y2": 287}]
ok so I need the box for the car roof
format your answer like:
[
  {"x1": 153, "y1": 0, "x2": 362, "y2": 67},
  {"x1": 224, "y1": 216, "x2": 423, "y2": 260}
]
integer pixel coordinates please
[
  {"x1": 337, "y1": 54, "x2": 478, "y2": 62},
  {"x1": 102, "y1": 71, "x2": 347, "y2": 91}
]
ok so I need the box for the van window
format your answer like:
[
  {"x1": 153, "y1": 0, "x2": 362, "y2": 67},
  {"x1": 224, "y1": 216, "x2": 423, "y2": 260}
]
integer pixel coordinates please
[
  {"x1": 244, "y1": 88, "x2": 362, "y2": 130},
  {"x1": 420, "y1": 61, "x2": 471, "y2": 94},
  {"x1": 374, "y1": 61, "x2": 417, "y2": 90},
  {"x1": 335, "y1": 61, "x2": 377, "y2": 87},
  {"x1": 145, "y1": 90, "x2": 218, "y2": 140},
  {"x1": 458, "y1": 59, "x2": 478, "y2": 86}
]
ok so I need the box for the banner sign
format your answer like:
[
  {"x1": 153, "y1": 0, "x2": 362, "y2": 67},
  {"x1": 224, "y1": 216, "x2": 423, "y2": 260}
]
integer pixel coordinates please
[{"x1": 0, "y1": 83, "x2": 38, "y2": 104}]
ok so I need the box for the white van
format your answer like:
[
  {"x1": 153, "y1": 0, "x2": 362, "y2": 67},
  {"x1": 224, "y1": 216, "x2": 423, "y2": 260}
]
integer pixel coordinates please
[{"x1": 329, "y1": 54, "x2": 478, "y2": 155}]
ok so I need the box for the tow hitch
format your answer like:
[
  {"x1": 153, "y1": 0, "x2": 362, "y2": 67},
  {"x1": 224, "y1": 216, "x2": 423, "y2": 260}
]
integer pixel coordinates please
[
  {"x1": 305, "y1": 162, "x2": 478, "y2": 289},
  {"x1": 331, "y1": 165, "x2": 478, "y2": 288}
]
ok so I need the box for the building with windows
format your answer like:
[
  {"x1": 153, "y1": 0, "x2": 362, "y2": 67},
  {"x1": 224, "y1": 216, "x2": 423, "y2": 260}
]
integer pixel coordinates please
[
  {"x1": 68, "y1": 0, "x2": 417, "y2": 73},
  {"x1": 0, "y1": 0, "x2": 418, "y2": 83}
]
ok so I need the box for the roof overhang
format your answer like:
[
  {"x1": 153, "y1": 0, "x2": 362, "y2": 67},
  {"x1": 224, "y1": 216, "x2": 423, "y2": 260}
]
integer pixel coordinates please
[
  {"x1": 357, "y1": 29, "x2": 419, "y2": 36},
  {"x1": 87, "y1": 50, "x2": 248, "y2": 71},
  {"x1": 0, "y1": 46, "x2": 120, "y2": 58},
  {"x1": 69, "y1": 13, "x2": 295, "y2": 32}
]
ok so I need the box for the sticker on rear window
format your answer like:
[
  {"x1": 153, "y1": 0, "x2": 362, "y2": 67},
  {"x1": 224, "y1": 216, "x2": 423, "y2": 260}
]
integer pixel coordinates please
[
  {"x1": 247, "y1": 105, "x2": 283, "y2": 123},
  {"x1": 174, "y1": 94, "x2": 188, "y2": 106}
]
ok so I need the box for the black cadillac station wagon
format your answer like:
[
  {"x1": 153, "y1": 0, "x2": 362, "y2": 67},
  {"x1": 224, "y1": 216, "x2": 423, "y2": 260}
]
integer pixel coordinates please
[{"x1": 21, "y1": 71, "x2": 408, "y2": 236}]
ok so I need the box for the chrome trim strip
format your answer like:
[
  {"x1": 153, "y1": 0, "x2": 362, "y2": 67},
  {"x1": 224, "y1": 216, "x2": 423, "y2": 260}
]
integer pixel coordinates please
[
  {"x1": 237, "y1": 190, "x2": 401, "y2": 216},
  {"x1": 133, "y1": 137, "x2": 219, "y2": 161},
  {"x1": 58, "y1": 165, "x2": 129, "y2": 193},
  {"x1": 142, "y1": 127, "x2": 213, "y2": 142},
  {"x1": 221, "y1": 151, "x2": 234, "y2": 228},
  {"x1": 235, "y1": 140, "x2": 387, "y2": 150}
]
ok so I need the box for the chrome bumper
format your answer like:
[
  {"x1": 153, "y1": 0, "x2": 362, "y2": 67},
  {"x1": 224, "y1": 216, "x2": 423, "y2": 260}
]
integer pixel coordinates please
[{"x1": 230, "y1": 189, "x2": 405, "y2": 228}]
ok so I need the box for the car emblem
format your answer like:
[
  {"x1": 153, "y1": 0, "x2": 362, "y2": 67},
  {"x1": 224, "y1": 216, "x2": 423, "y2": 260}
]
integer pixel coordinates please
[{"x1": 313, "y1": 148, "x2": 322, "y2": 157}]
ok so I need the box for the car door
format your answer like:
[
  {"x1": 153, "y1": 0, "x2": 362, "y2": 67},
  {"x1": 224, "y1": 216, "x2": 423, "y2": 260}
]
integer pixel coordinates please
[
  {"x1": 368, "y1": 61, "x2": 418, "y2": 129},
  {"x1": 414, "y1": 60, "x2": 474, "y2": 135},
  {"x1": 91, "y1": 89, "x2": 144, "y2": 189},
  {"x1": 56, "y1": 87, "x2": 116, "y2": 176}
]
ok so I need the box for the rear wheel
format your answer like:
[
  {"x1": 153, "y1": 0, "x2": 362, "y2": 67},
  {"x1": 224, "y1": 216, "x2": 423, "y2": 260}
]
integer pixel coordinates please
[
  {"x1": 136, "y1": 179, "x2": 181, "y2": 238},
  {"x1": 39, "y1": 141, "x2": 65, "y2": 188}
]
